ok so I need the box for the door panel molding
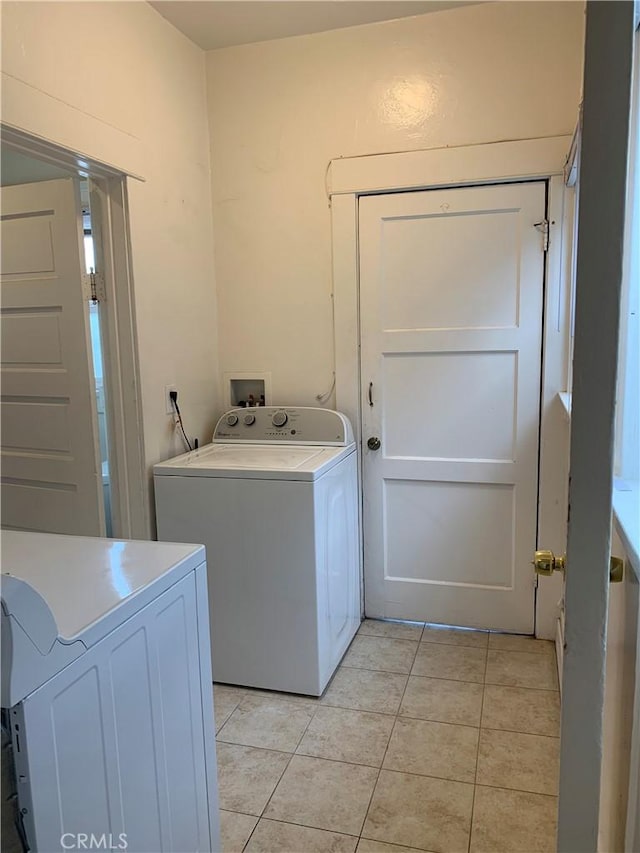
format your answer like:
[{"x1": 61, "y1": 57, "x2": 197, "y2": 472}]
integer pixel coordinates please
[{"x1": 331, "y1": 136, "x2": 573, "y2": 638}]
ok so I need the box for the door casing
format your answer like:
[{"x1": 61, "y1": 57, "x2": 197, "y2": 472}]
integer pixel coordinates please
[
  {"x1": 1, "y1": 125, "x2": 148, "y2": 539},
  {"x1": 330, "y1": 135, "x2": 573, "y2": 640}
]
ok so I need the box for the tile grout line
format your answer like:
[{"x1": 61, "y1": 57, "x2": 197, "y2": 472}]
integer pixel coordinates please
[
  {"x1": 479, "y1": 726, "x2": 560, "y2": 740},
  {"x1": 465, "y1": 780, "x2": 560, "y2": 799},
  {"x1": 216, "y1": 739, "x2": 304, "y2": 757},
  {"x1": 250, "y1": 749, "x2": 296, "y2": 831},
  {"x1": 217, "y1": 681, "x2": 560, "y2": 749},
  {"x1": 321, "y1": 701, "x2": 406, "y2": 718},
  {"x1": 220, "y1": 749, "x2": 558, "y2": 796},
  {"x1": 354, "y1": 625, "x2": 424, "y2": 847},
  {"x1": 238, "y1": 812, "x2": 259, "y2": 853},
  {"x1": 291, "y1": 696, "x2": 321, "y2": 753},
  {"x1": 467, "y1": 643, "x2": 491, "y2": 853},
  {"x1": 340, "y1": 663, "x2": 482, "y2": 683},
  {"x1": 243, "y1": 688, "x2": 340, "y2": 849},
  {"x1": 232, "y1": 696, "x2": 321, "y2": 843},
  {"x1": 339, "y1": 662, "x2": 560, "y2": 690},
  {"x1": 213, "y1": 684, "x2": 246, "y2": 734},
  {"x1": 215, "y1": 688, "x2": 301, "y2": 844},
  {"x1": 244, "y1": 809, "x2": 440, "y2": 853},
  {"x1": 391, "y1": 714, "x2": 483, "y2": 731},
  {"x1": 246, "y1": 814, "x2": 364, "y2": 842}
]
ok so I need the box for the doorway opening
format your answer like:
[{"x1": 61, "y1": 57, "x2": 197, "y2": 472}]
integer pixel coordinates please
[
  {"x1": 329, "y1": 136, "x2": 573, "y2": 643},
  {"x1": 0, "y1": 127, "x2": 147, "y2": 539}
]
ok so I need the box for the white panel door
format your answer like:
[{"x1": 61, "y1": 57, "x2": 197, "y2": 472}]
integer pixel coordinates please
[
  {"x1": 360, "y1": 182, "x2": 546, "y2": 632},
  {"x1": 1, "y1": 179, "x2": 104, "y2": 535}
]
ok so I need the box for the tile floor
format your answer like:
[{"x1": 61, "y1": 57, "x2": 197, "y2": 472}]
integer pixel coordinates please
[{"x1": 214, "y1": 620, "x2": 560, "y2": 853}]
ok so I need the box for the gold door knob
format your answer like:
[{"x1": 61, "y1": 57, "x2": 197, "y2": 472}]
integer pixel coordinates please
[
  {"x1": 610, "y1": 556, "x2": 624, "y2": 583},
  {"x1": 533, "y1": 550, "x2": 624, "y2": 583},
  {"x1": 533, "y1": 550, "x2": 566, "y2": 576}
]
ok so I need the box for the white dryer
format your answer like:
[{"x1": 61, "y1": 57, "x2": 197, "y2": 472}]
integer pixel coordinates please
[
  {"x1": 154, "y1": 406, "x2": 360, "y2": 696},
  {"x1": 0, "y1": 532, "x2": 220, "y2": 853}
]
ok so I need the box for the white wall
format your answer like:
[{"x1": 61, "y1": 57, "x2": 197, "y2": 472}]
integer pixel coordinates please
[
  {"x1": 206, "y1": 1, "x2": 585, "y2": 410},
  {"x1": 1, "y1": 1, "x2": 219, "y2": 533}
]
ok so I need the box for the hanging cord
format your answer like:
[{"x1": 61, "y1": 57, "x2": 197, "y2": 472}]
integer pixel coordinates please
[
  {"x1": 170, "y1": 392, "x2": 193, "y2": 452},
  {"x1": 315, "y1": 285, "x2": 337, "y2": 406},
  {"x1": 316, "y1": 372, "x2": 336, "y2": 405}
]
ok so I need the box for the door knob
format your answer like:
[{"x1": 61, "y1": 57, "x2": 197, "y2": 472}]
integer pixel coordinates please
[
  {"x1": 533, "y1": 550, "x2": 624, "y2": 583},
  {"x1": 367, "y1": 436, "x2": 381, "y2": 451},
  {"x1": 533, "y1": 550, "x2": 566, "y2": 576},
  {"x1": 610, "y1": 556, "x2": 624, "y2": 583}
]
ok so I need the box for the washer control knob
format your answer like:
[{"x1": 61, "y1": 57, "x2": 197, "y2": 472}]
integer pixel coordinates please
[
  {"x1": 225, "y1": 413, "x2": 239, "y2": 427},
  {"x1": 272, "y1": 410, "x2": 288, "y2": 428},
  {"x1": 243, "y1": 413, "x2": 256, "y2": 426}
]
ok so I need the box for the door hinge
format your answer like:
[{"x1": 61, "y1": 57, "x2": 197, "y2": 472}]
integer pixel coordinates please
[
  {"x1": 82, "y1": 269, "x2": 106, "y2": 304},
  {"x1": 534, "y1": 220, "x2": 551, "y2": 252}
]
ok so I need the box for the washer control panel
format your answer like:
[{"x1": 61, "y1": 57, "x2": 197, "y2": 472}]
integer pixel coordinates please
[{"x1": 213, "y1": 407, "x2": 353, "y2": 446}]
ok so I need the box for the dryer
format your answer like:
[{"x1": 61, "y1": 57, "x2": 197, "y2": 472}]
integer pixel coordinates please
[
  {"x1": 154, "y1": 406, "x2": 360, "y2": 696},
  {"x1": 1, "y1": 532, "x2": 220, "y2": 853}
]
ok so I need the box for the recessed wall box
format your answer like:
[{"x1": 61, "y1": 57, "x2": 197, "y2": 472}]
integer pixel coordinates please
[{"x1": 224, "y1": 372, "x2": 272, "y2": 408}]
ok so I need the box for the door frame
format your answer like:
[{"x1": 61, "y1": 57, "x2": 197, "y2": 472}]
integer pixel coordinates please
[
  {"x1": 329, "y1": 135, "x2": 573, "y2": 638},
  {"x1": 558, "y1": 3, "x2": 636, "y2": 848},
  {"x1": 1, "y1": 124, "x2": 149, "y2": 539}
]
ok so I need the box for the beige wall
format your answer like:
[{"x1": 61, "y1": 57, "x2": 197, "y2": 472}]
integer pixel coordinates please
[
  {"x1": 1, "y1": 0, "x2": 586, "y2": 532},
  {"x1": 206, "y1": 1, "x2": 585, "y2": 411},
  {"x1": 1, "y1": 1, "x2": 219, "y2": 533}
]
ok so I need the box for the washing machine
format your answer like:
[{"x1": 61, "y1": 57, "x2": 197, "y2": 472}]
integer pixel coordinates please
[{"x1": 154, "y1": 406, "x2": 360, "y2": 696}]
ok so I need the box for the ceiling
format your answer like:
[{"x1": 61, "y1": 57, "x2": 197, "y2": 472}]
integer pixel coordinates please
[{"x1": 149, "y1": 1, "x2": 475, "y2": 51}]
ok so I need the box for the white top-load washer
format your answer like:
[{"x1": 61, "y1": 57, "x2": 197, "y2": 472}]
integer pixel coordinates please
[
  {"x1": 154, "y1": 406, "x2": 360, "y2": 696},
  {"x1": 1, "y1": 532, "x2": 220, "y2": 853}
]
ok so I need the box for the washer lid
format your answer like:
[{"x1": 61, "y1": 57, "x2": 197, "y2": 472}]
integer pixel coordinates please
[
  {"x1": 1, "y1": 532, "x2": 205, "y2": 645},
  {"x1": 153, "y1": 441, "x2": 354, "y2": 480}
]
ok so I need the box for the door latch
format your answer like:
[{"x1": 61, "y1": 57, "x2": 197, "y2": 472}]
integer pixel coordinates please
[
  {"x1": 533, "y1": 220, "x2": 552, "y2": 252},
  {"x1": 533, "y1": 550, "x2": 624, "y2": 583}
]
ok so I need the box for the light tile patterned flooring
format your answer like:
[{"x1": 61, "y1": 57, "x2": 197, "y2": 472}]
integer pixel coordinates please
[{"x1": 215, "y1": 619, "x2": 560, "y2": 853}]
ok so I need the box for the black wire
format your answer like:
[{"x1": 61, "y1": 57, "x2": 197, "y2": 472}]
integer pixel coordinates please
[{"x1": 171, "y1": 399, "x2": 193, "y2": 452}]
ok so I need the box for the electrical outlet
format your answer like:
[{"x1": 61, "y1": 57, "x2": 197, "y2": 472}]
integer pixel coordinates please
[{"x1": 165, "y1": 385, "x2": 177, "y2": 415}]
